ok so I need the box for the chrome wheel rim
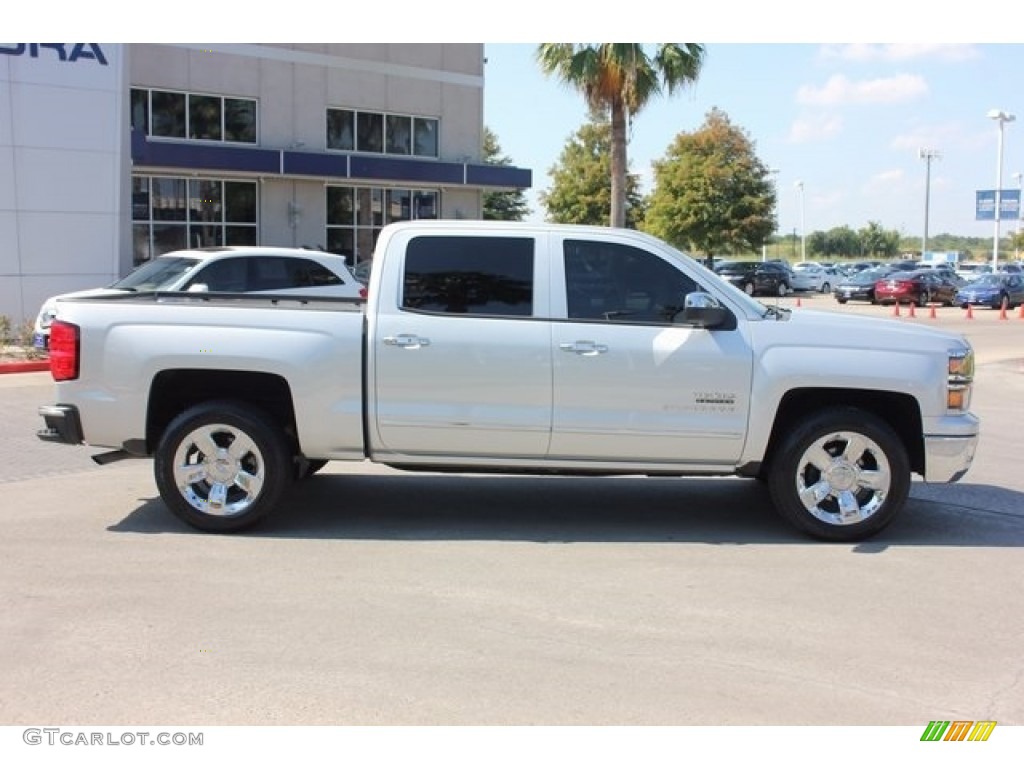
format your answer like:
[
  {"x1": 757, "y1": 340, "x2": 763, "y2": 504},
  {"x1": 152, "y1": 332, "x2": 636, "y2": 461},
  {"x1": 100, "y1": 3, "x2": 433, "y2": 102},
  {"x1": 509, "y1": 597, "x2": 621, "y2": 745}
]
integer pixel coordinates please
[
  {"x1": 794, "y1": 430, "x2": 891, "y2": 526},
  {"x1": 172, "y1": 423, "x2": 265, "y2": 517}
]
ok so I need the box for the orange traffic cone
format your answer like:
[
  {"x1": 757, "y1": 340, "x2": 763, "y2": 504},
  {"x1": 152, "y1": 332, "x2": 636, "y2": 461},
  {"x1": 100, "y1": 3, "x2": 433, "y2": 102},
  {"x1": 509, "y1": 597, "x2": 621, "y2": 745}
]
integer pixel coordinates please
[
  {"x1": 893, "y1": 303, "x2": 900, "y2": 317},
  {"x1": 1019, "y1": 304, "x2": 1024, "y2": 320},
  {"x1": 908, "y1": 302, "x2": 916, "y2": 318},
  {"x1": 928, "y1": 303, "x2": 937, "y2": 319},
  {"x1": 796, "y1": 296, "x2": 802, "y2": 307},
  {"x1": 966, "y1": 304, "x2": 974, "y2": 320}
]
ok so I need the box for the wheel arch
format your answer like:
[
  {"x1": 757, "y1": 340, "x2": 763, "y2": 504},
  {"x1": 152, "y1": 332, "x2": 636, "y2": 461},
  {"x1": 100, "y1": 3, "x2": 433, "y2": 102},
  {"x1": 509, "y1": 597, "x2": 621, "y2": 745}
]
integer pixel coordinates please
[
  {"x1": 146, "y1": 369, "x2": 298, "y2": 455},
  {"x1": 763, "y1": 388, "x2": 924, "y2": 476}
]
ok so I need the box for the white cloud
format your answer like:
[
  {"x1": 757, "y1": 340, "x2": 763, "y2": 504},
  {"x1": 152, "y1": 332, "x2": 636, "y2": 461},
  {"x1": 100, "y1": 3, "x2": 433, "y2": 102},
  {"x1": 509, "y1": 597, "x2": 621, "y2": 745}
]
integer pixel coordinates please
[
  {"x1": 797, "y1": 74, "x2": 928, "y2": 106},
  {"x1": 865, "y1": 169, "x2": 905, "y2": 191},
  {"x1": 890, "y1": 124, "x2": 962, "y2": 153},
  {"x1": 788, "y1": 114, "x2": 843, "y2": 143},
  {"x1": 820, "y1": 44, "x2": 980, "y2": 62}
]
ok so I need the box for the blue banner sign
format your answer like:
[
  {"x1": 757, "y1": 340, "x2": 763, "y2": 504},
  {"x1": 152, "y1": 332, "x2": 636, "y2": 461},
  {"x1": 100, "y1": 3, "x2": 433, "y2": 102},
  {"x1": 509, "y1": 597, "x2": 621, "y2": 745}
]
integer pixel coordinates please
[{"x1": 976, "y1": 189, "x2": 1021, "y2": 221}]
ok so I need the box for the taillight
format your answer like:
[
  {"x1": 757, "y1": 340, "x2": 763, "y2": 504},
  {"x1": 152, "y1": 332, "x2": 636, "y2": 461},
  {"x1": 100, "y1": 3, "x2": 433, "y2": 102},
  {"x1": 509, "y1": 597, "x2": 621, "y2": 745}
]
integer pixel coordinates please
[{"x1": 49, "y1": 320, "x2": 80, "y2": 381}]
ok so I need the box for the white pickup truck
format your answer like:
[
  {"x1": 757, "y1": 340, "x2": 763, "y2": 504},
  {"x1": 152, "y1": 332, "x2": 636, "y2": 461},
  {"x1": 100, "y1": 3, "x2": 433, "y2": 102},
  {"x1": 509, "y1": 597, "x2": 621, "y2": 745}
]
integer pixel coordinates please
[{"x1": 38, "y1": 221, "x2": 979, "y2": 541}]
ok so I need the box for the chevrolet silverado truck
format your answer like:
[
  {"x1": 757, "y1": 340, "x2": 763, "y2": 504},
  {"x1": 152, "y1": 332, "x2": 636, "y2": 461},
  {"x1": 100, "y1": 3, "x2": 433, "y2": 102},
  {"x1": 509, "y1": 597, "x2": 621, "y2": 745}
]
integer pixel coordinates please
[{"x1": 37, "y1": 221, "x2": 979, "y2": 541}]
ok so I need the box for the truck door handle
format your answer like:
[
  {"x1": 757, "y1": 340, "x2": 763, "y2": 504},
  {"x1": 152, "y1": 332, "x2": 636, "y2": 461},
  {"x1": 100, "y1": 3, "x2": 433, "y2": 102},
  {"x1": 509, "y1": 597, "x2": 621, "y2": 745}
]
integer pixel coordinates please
[
  {"x1": 384, "y1": 334, "x2": 431, "y2": 349},
  {"x1": 560, "y1": 341, "x2": 608, "y2": 356}
]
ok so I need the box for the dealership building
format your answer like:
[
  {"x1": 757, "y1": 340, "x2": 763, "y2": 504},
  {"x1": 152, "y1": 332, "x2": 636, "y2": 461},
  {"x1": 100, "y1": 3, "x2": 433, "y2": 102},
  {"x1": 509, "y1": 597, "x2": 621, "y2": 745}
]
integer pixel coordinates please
[{"x1": 0, "y1": 43, "x2": 531, "y2": 324}]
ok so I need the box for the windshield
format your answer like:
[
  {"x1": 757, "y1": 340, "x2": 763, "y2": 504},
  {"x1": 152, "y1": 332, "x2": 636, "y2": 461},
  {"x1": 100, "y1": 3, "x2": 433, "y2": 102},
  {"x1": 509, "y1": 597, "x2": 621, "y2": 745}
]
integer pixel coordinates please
[
  {"x1": 969, "y1": 274, "x2": 1004, "y2": 287},
  {"x1": 849, "y1": 268, "x2": 889, "y2": 284},
  {"x1": 109, "y1": 257, "x2": 200, "y2": 291}
]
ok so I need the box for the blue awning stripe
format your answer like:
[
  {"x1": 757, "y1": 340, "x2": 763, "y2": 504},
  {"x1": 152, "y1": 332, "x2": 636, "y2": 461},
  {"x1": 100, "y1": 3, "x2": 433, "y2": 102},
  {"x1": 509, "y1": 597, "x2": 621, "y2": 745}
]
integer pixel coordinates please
[{"x1": 131, "y1": 131, "x2": 531, "y2": 190}]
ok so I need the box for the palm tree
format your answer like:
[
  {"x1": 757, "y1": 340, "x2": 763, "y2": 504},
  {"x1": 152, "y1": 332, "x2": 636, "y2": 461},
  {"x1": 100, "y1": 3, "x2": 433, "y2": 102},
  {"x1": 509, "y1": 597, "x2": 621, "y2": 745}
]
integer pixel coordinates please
[{"x1": 536, "y1": 43, "x2": 705, "y2": 228}]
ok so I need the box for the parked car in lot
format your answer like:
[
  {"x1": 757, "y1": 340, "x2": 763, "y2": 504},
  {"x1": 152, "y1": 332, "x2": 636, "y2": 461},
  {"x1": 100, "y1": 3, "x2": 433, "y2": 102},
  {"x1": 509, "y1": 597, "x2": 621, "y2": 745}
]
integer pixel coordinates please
[
  {"x1": 832, "y1": 266, "x2": 894, "y2": 304},
  {"x1": 713, "y1": 260, "x2": 792, "y2": 296},
  {"x1": 874, "y1": 269, "x2": 960, "y2": 307},
  {"x1": 954, "y1": 272, "x2": 1024, "y2": 309},
  {"x1": 955, "y1": 262, "x2": 993, "y2": 281},
  {"x1": 789, "y1": 262, "x2": 832, "y2": 293},
  {"x1": 33, "y1": 246, "x2": 364, "y2": 349}
]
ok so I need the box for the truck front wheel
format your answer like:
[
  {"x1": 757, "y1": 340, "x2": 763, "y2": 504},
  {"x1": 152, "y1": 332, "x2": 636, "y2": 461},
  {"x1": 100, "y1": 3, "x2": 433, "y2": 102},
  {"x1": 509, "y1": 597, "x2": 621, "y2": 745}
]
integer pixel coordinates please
[
  {"x1": 767, "y1": 408, "x2": 910, "y2": 541},
  {"x1": 154, "y1": 400, "x2": 293, "y2": 532}
]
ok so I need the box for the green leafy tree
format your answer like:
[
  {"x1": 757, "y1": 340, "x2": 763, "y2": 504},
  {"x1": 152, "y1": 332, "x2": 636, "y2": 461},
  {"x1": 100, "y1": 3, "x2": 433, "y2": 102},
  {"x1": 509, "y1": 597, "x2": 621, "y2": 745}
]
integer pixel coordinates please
[
  {"x1": 858, "y1": 221, "x2": 900, "y2": 258},
  {"x1": 807, "y1": 226, "x2": 860, "y2": 259},
  {"x1": 540, "y1": 118, "x2": 646, "y2": 227},
  {"x1": 536, "y1": 43, "x2": 705, "y2": 228},
  {"x1": 643, "y1": 108, "x2": 776, "y2": 264},
  {"x1": 481, "y1": 127, "x2": 530, "y2": 221}
]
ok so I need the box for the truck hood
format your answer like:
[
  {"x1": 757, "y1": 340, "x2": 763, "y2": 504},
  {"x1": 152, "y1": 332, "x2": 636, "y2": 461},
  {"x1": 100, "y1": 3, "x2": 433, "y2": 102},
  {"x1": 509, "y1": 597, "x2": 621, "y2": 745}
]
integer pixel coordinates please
[{"x1": 764, "y1": 307, "x2": 971, "y2": 353}]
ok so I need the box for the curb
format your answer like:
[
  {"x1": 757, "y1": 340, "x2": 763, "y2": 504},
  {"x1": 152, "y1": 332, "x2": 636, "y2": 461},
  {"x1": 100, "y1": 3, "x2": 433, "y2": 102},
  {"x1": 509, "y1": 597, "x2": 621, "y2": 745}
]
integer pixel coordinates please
[{"x1": 0, "y1": 359, "x2": 50, "y2": 375}]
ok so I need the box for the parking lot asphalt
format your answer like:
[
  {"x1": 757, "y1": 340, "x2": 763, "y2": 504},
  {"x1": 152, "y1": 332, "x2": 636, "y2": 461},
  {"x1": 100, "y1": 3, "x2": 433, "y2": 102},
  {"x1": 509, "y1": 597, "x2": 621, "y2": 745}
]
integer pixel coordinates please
[{"x1": 1, "y1": 296, "x2": 1022, "y2": 727}]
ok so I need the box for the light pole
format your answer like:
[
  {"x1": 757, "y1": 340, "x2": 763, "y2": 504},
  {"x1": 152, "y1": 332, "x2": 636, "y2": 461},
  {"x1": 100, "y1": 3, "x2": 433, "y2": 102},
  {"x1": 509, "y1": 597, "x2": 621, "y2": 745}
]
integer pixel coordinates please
[
  {"x1": 919, "y1": 148, "x2": 940, "y2": 258},
  {"x1": 988, "y1": 109, "x2": 1015, "y2": 268},
  {"x1": 1014, "y1": 171, "x2": 1023, "y2": 261},
  {"x1": 763, "y1": 168, "x2": 780, "y2": 262},
  {"x1": 795, "y1": 180, "x2": 806, "y2": 262}
]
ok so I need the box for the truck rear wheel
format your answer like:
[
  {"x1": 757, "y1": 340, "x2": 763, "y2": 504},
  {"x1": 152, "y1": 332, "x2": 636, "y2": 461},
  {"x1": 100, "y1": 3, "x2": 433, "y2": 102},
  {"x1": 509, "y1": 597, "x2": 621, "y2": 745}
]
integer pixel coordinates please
[
  {"x1": 154, "y1": 400, "x2": 293, "y2": 532},
  {"x1": 767, "y1": 407, "x2": 910, "y2": 541}
]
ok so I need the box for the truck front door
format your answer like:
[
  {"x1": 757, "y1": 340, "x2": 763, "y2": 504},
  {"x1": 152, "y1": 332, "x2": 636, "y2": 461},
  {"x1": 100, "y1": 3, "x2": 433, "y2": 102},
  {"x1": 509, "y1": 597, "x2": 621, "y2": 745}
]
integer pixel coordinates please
[{"x1": 549, "y1": 237, "x2": 753, "y2": 466}]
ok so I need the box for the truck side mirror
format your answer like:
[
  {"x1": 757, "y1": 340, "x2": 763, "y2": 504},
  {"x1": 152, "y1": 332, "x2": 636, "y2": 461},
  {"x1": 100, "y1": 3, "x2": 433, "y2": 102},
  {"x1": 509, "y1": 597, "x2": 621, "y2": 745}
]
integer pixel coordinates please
[{"x1": 677, "y1": 291, "x2": 729, "y2": 328}]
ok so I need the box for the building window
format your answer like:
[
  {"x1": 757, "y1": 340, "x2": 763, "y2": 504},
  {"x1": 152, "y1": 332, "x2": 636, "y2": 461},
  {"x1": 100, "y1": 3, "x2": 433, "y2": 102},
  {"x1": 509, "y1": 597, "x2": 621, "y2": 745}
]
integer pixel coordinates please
[
  {"x1": 132, "y1": 176, "x2": 259, "y2": 264},
  {"x1": 326, "y1": 185, "x2": 439, "y2": 264},
  {"x1": 131, "y1": 88, "x2": 257, "y2": 145},
  {"x1": 327, "y1": 108, "x2": 439, "y2": 158},
  {"x1": 326, "y1": 109, "x2": 354, "y2": 151},
  {"x1": 413, "y1": 118, "x2": 438, "y2": 157},
  {"x1": 386, "y1": 115, "x2": 412, "y2": 155}
]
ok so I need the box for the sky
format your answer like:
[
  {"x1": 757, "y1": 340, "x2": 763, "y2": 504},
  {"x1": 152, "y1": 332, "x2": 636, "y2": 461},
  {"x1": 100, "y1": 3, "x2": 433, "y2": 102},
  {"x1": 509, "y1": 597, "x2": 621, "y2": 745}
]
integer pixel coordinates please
[
  {"x1": 483, "y1": 42, "x2": 1024, "y2": 245},
  {"x1": 18, "y1": 1, "x2": 1024, "y2": 247}
]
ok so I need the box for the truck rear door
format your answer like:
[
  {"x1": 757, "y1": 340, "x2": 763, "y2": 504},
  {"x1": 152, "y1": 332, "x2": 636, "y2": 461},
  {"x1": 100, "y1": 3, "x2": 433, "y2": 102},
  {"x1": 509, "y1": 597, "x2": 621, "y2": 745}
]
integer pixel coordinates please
[{"x1": 369, "y1": 231, "x2": 552, "y2": 458}]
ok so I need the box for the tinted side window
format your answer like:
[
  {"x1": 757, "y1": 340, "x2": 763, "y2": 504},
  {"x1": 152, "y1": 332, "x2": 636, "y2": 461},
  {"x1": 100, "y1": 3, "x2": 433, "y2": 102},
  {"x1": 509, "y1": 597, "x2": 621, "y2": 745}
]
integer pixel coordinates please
[
  {"x1": 564, "y1": 239, "x2": 698, "y2": 323},
  {"x1": 296, "y1": 260, "x2": 344, "y2": 287},
  {"x1": 186, "y1": 259, "x2": 247, "y2": 291},
  {"x1": 402, "y1": 236, "x2": 534, "y2": 316}
]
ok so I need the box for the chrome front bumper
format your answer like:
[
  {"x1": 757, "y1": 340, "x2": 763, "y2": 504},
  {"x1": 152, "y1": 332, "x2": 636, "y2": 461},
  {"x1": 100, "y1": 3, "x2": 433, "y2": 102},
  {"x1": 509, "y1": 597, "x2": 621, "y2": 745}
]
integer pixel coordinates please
[{"x1": 923, "y1": 434, "x2": 979, "y2": 482}]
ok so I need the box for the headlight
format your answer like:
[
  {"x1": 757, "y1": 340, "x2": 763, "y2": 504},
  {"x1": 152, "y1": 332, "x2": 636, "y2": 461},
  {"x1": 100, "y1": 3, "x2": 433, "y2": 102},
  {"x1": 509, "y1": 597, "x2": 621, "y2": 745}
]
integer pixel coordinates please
[{"x1": 947, "y1": 348, "x2": 975, "y2": 411}]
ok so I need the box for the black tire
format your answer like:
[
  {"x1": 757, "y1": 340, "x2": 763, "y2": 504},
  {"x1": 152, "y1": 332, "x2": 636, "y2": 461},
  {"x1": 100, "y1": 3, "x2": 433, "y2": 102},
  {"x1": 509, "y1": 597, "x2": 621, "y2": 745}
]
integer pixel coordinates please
[
  {"x1": 777, "y1": 281, "x2": 789, "y2": 297},
  {"x1": 766, "y1": 407, "x2": 910, "y2": 542},
  {"x1": 821, "y1": 282, "x2": 831, "y2": 294},
  {"x1": 743, "y1": 281, "x2": 755, "y2": 296},
  {"x1": 154, "y1": 400, "x2": 293, "y2": 532},
  {"x1": 836, "y1": 298, "x2": 848, "y2": 304}
]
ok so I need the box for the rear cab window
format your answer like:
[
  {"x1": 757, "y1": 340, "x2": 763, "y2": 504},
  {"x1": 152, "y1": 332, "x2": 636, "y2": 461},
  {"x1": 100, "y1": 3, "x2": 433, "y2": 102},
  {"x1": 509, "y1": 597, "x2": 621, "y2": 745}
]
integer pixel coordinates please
[{"x1": 401, "y1": 235, "x2": 535, "y2": 317}]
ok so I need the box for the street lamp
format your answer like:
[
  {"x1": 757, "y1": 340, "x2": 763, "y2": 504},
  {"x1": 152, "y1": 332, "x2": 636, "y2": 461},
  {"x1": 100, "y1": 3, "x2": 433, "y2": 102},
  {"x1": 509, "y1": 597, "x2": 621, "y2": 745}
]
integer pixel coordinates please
[
  {"x1": 763, "y1": 168, "x2": 780, "y2": 262},
  {"x1": 795, "y1": 180, "x2": 806, "y2": 262},
  {"x1": 1014, "y1": 171, "x2": 1023, "y2": 261},
  {"x1": 988, "y1": 109, "x2": 1015, "y2": 268},
  {"x1": 919, "y1": 148, "x2": 941, "y2": 258}
]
